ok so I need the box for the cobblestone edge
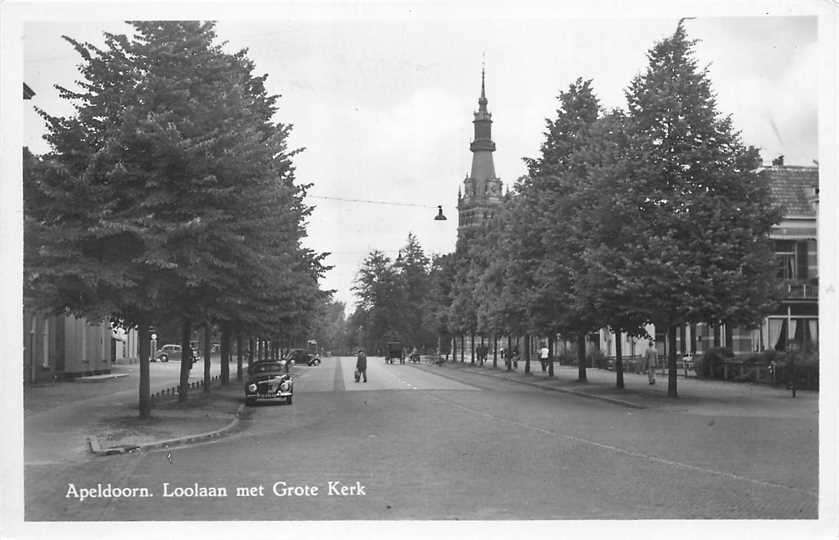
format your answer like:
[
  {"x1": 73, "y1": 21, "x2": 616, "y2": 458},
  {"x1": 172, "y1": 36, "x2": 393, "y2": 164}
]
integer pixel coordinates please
[{"x1": 88, "y1": 403, "x2": 246, "y2": 456}]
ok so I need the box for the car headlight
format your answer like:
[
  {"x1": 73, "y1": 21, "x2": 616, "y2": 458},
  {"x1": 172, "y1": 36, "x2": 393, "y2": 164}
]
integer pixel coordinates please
[
  {"x1": 247, "y1": 383, "x2": 257, "y2": 392},
  {"x1": 280, "y1": 381, "x2": 290, "y2": 392}
]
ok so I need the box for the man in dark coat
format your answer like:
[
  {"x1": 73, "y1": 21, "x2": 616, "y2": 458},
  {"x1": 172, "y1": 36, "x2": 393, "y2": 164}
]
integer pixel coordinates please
[{"x1": 356, "y1": 348, "x2": 367, "y2": 383}]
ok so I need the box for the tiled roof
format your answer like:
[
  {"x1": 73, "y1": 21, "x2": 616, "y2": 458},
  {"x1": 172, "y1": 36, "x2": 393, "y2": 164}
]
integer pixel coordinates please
[{"x1": 761, "y1": 165, "x2": 818, "y2": 217}]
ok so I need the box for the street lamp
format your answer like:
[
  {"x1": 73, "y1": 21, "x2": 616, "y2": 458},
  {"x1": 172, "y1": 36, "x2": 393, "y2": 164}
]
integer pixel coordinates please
[{"x1": 434, "y1": 205, "x2": 447, "y2": 221}]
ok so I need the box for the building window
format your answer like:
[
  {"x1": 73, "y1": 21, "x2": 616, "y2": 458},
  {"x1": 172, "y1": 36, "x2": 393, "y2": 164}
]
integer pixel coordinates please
[{"x1": 774, "y1": 240, "x2": 797, "y2": 280}]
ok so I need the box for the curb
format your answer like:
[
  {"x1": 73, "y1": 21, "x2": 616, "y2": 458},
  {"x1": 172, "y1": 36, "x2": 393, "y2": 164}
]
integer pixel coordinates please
[
  {"x1": 76, "y1": 373, "x2": 130, "y2": 383},
  {"x1": 88, "y1": 403, "x2": 246, "y2": 456},
  {"x1": 422, "y1": 363, "x2": 646, "y2": 409}
]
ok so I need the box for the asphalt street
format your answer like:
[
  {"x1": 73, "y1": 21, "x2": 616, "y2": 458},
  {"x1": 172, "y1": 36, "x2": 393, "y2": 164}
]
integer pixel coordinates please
[{"x1": 24, "y1": 356, "x2": 817, "y2": 520}]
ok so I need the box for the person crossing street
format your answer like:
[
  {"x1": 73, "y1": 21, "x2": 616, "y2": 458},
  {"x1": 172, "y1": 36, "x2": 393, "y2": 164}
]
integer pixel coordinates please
[{"x1": 355, "y1": 348, "x2": 368, "y2": 383}]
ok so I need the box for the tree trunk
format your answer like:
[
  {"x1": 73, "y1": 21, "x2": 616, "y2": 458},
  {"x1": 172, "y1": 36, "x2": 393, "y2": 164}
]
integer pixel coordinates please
[
  {"x1": 548, "y1": 334, "x2": 555, "y2": 377},
  {"x1": 577, "y1": 333, "x2": 587, "y2": 382},
  {"x1": 524, "y1": 333, "x2": 531, "y2": 374},
  {"x1": 713, "y1": 325, "x2": 721, "y2": 347},
  {"x1": 220, "y1": 324, "x2": 230, "y2": 385},
  {"x1": 615, "y1": 328, "x2": 624, "y2": 389},
  {"x1": 689, "y1": 324, "x2": 697, "y2": 355},
  {"x1": 492, "y1": 334, "x2": 498, "y2": 369},
  {"x1": 470, "y1": 333, "x2": 475, "y2": 364},
  {"x1": 236, "y1": 334, "x2": 243, "y2": 381},
  {"x1": 178, "y1": 318, "x2": 192, "y2": 402},
  {"x1": 452, "y1": 335, "x2": 457, "y2": 362},
  {"x1": 724, "y1": 322, "x2": 734, "y2": 351},
  {"x1": 668, "y1": 325, "x2": 678, "y2": 398},
  {"x1": 203, "y1": 324, "x2": 212, "y2": 393},
  {"x1": 460, "y1": 335, "x2": 465, "y2": 362},
  {"x1": 138, "y1": 324, "x2": 151, "y2": 418}
]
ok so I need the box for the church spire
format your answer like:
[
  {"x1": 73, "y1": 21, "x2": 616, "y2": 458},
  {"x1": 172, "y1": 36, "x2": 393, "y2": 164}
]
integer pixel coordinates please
[
  {"x1": 458, "y1": 61, "x2": 503, "y2": 240},
  {"x1": 479, "y1": 65, "x2": 487, "y2": 111}
]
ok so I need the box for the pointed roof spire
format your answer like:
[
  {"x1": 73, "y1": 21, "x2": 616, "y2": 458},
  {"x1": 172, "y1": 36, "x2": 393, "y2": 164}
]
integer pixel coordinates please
[{"x1": 479, "y1": 54, "x2": 487, "y2": 109}]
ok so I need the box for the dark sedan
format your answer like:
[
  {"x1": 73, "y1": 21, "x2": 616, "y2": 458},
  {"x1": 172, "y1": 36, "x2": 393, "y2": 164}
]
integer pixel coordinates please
[
  {"x1": 245, "y1": 361, "x2": 294, "y2": 406},
  {"x1": 285, "y1": 348, "x2": 321, "y2": 366}
]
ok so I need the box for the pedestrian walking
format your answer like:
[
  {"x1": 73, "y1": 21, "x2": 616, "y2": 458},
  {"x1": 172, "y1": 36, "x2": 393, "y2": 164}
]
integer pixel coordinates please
[
  {"x1": 540, "y1": 344, "x2": 549, "y2": 372},
  {"x1": 355, "y1": 348, "x2": 368, "y2": 383},
  {"x1": 644, "y1": 340, "x2": 658, "y2": 385}
]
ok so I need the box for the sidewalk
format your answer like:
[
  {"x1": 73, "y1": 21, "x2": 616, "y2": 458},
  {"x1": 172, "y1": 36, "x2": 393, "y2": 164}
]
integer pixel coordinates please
[
  {"x1": 427, "y1": 358, "x2": 818, "y2": 418},
  {"x1": 24, "y1": 361, "x2": 246, "y2": 463}
]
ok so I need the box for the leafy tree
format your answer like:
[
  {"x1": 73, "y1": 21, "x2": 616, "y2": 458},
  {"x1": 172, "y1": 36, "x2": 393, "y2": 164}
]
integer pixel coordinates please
[
  {"x1": 424, "y1": 253, "x2": 457, "y2": 354},
  {"x1": 24, "y1": 21, "x2": 324, "y2": 415},
  {"x1": 312, "y1": 299, "x2": 350, "y2": 355},
  {"x1": 519, "y1": 78, "x2": 604, "y2": 381},
  {"x1": 394, "y1": 233, "x2": 433, "y2": 349},
  {"x1": 621, "y1": 22, "x2": 782, "y2": 396},
  {"x1": 564, "y1": 110, "x2": 651, "y2": 388},
  {"x1": 351, "y1": 250, "x2": 403, "y2": 352}
]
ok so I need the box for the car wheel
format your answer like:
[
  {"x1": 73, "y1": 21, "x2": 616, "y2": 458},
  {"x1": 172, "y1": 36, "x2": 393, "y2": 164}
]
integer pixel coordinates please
[
  {"x1": 160, "y1": 355, "x2": 167, "y2": 362},
  {"x1": 286, "y1": 395, "x2": 293, "y2": 405},
  {"x1": 245, "y1": 398, "x2": 255, "y2": 406}
]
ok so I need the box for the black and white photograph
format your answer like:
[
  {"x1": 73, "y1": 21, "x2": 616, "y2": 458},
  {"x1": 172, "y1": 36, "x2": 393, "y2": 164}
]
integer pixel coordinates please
[{"x1": 2, "y1": 1, "x2": 837, "y2": 538}]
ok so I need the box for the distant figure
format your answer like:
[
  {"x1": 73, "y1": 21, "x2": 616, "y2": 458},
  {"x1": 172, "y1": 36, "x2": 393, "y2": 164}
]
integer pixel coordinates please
[
  {"x1": 644, "y1": 340, "x2": 658, "y2": 385},
  {"x1": 356, "y1": 348, "x2": 368, "y2": 383},
  {"x1": 540, "y1": 345, "x2": 549, "y2": 372}
]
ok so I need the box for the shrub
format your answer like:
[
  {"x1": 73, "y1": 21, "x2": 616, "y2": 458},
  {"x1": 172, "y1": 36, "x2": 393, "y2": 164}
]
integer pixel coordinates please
[
  {"x1": 695, "y1": 347, "x2": 734, "y2": 379},
  {"x1": 557, "y1": 351, "x2": 576, "y2": 366}
]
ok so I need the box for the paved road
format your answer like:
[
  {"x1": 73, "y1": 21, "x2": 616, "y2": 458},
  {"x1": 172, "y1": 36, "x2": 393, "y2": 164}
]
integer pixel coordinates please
[{"x1": 25, "y1": 356, "x2": 817, "y2": 520}]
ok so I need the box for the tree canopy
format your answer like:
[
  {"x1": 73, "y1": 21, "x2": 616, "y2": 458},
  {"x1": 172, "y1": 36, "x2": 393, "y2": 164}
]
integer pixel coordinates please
[{"x1": 24, "y1": 21, "x2": 327, "y2": 414}]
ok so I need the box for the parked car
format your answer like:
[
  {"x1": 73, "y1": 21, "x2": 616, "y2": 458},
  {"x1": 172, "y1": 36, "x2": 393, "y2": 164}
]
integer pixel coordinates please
[
  {"x1": 154, "y1": 344, "x2": 181, "y2": 362},
  {"x1": 284, "y1": 348, "x2": 321, "y2": 366},
  {"x1": 245, "y1": 361, "x2": 294, "y2": 406},
  {"x1": 154, "y1": 344, "x2": 199, "y2": 365}
]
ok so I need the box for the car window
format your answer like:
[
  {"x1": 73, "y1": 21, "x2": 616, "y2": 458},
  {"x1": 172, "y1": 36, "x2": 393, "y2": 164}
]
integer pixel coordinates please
[{"x1": 252, "y1": 363, "x2": 284, "y2": 374}]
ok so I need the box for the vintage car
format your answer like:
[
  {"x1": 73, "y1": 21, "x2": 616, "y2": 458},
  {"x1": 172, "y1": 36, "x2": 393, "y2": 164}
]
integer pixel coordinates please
[
  {"x1": 284, "y1": 348, "x2": 321, "y2": 366},
  {"x1": 245, "y1": 361, "x2": 294, "y2": 406},
  {"x1": 154, "y1": 344, "x2": 199, "y2": 365},
  {"x1": 153, "y1": 344, "x2": 179, "y2": 362},
  {"x1": 385, "y1": 341, "x2": 404, "y2": 364}
]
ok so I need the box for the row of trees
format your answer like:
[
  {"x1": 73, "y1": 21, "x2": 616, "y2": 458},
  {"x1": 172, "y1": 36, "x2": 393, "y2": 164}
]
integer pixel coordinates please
[
  {"x1": 445, "y1": 23, "x2": 782, "y2": 397},
  {"x1": 343, "y1": 22, "x2": 781, "y2": 397},
  {"x1": 347, "y1": 233, "x2": 446, "y2": 354},
  {"x1": 24, "y1": 21, "x2": 329, "y2": 417}
]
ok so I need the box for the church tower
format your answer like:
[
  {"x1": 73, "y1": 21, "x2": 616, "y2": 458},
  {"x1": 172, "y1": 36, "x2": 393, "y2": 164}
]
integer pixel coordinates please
[{"x1": 457, "y1": 67, "x2": 503, "y2": 240}]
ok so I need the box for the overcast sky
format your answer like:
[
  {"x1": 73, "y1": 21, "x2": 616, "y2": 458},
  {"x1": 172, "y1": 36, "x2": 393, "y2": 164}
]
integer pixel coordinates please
[{"x1": 22, "y1": 12, "x2": 818, "y2": 311}]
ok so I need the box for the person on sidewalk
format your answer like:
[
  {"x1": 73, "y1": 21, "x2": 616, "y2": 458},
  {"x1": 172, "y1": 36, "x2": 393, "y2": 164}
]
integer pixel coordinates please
[
  {"x1": 644, "y1": 340, "x2": 658, "y2": 385},
  {"x1": 540, "y1": 345, "x2": 549, "y2": 372},
  {"x1": 356, "y1": 348, "x2": 368, "y2": 383}
]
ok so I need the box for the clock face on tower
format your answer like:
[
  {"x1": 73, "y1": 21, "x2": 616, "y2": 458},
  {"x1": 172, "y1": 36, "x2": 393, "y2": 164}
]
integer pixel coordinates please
[{"x1": 488, "y1": 181, "x2": 500, "y2": 196}]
